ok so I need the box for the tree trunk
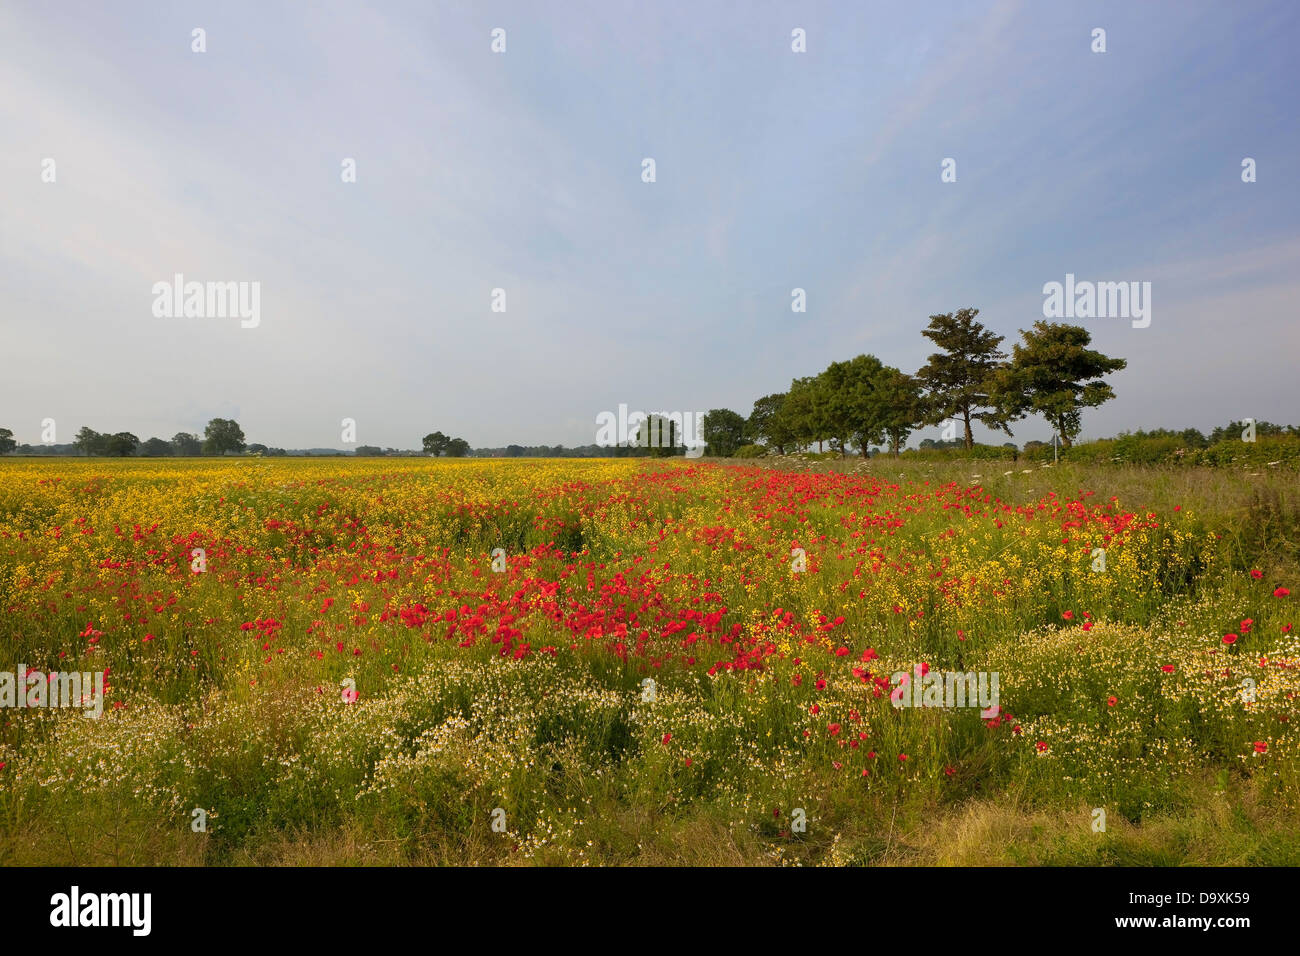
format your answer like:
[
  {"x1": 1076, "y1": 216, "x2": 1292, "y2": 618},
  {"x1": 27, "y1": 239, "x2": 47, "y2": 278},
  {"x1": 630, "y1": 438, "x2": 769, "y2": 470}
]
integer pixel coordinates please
[{"x1": 963, "y1": 411, "x2": 974, "y2": 450}]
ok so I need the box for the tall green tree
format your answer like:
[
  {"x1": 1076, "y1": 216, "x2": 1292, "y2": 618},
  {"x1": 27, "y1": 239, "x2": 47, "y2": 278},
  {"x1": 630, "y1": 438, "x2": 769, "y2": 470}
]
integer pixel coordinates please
[
  {"x1": 203, "y1": 419, "x2": 246, "y2": 456},
  {"x1": 749, "y1": 393, "x2": 795, "y2": 455},
  {"x1": 445, "y1": 437, "x2": 471, "y2": 457},
  {"x1": 106, "y1": 432, "x2": 140, "y2": 456},
  {"x1": 702, "y1": 408, "x2": 748, "y2": 457},
  {"x1": 140, "y1": 437, "x2": 172, "y2": 457},
  {"x1": 422, "y1": 431, "x2": 450, "y2": 456},
  {"x1": 783, "y1": 376, "x2": 831, "y2": 452},
  {"x1": 172, "y1": 432, "x2": 203, "y2": 456},
  {"x1": 817, "y1": 360, "x2": 857, "y2": 457},
  {"x1": 1000, "y1": 321, "x2": 1126, "y2": 448},
  {"x1": 0, "y1": 428, "x2": 15, "y2": 454},
  {"x1": 74, "y1": 427, "x2": 107, "y2": 456},
  {"x1": 915, "y1": 308, "x2": 1014, "y2": 448},
  {"x1": 817, "y1": 354, "x2": 889, "y2": 457},
  {"x1": 877, "y1": 366, "x2": 925, "y2": 457}
]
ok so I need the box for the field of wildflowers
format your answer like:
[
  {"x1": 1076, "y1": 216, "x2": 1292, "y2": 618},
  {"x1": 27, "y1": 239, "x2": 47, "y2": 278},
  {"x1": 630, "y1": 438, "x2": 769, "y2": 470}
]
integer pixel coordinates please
[{"x1": 0, "y1": 457, "x2": 1296, "y2": 865}]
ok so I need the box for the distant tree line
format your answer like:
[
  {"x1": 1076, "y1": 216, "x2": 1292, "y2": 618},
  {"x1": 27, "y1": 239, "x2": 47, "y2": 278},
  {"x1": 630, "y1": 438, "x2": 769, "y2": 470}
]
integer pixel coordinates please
[
  {"x1": 701, "y1": 310, "x2": 1131, "y2": 457},
  {"x1": 421, "y1": 432, "x2": 471, "y2": 457},
  {"x1": 0, "y1": 419, "x2": 257, "y2": 457}
]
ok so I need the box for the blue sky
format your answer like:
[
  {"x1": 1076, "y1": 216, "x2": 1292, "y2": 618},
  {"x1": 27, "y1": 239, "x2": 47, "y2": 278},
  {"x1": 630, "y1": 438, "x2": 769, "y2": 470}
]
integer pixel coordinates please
[{"x1": 1, "y1": 0, "x2": 1297, "y2": 450}]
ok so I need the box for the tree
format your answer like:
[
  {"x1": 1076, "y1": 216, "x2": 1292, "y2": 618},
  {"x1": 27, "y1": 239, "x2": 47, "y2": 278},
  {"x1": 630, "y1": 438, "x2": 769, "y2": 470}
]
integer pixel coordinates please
[
  {"x1": 0, "y1": 428, "x2": 15, "y2": 454},
  {"x1": 354, "y1": 445, "x2": 384, "y2": 456},
  {"x1": 818, "y1": 359, "x2": 861, "y2": 457},
  {"x1": 105, "y1": 432, "x2": 139, "y2": 456},
  {"x1": 74, "y1": 427, "x2": 107, "y2": 456},
  {"x1": 203, "y1": 418, "x2": 246, "y2": 456},
  {"x1": 1209, "y1": 420, "x2": 1289, "y2": 444},
  {"x1": 172, "y1": 432, "x2": 202, "y2": 456},
  {"x1": 702, "y1": 409, "x2": 747, "y2": 457},
  {"x1": 422, "y1": 432, "x2": 450, "y2": 456},
  {"x1": 140, "y1": 437, "x2": 172, "y2": 457},
  {"x1": 915, "y1": 308, "x2": 1015, "y2": 449},
  {"x1": 632, "y1": 415, "x2": 680, "y2": 457},
  {"x1": 782, "y1": 376, "x2": 832, "y2": 452},
  {"x1": 247, "y1": 443, "x2": 269, "y2": 455},
  {"x1": 749, "y1": 393, "x2": 796, "y2": 455},
  {"x1": 847, "y1": 355, "x2": 894, "y2": 457},
  {"x1": 1000, "y1": 321, "x2": 1126, "y2": 448},
  {"x1": 813, "y1": 354, "x2": 892, "y2": 458},
  {"x1": 877, "y1": 367, "x2": 925, "y2": 457},
  {"x1": 445, "y1": 438, "x2": 471, "y2": 457}
]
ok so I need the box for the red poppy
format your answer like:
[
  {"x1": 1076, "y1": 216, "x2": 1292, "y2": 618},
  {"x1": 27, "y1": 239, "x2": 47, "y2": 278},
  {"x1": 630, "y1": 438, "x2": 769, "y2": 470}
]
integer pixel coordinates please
[
  {"x1": 1223, "y1": 633, "x2": 1238, "y2": 645},
  {"x1": 1107, "y1": 696, "x2": 1118, "y2": 706},
  {"x1": 1253, "y1": 741, "x2": 1268, "y2": 754},
  {"x1": 1251, "y1": 569, "x2": 1263, "y2": 579},
  {"x1": 1275, "y1": 587, "x2": 1291, "y2": 598}
]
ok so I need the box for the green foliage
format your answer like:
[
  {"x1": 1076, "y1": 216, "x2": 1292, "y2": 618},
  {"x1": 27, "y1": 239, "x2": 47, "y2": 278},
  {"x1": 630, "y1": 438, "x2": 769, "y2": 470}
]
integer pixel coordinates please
[
  {"x1": 1000, "y1": 321, "x2": 1126, "y2": 448},
  {"x1": 172, "y1": 432, "x2": 202, "y2": 457},
  {"x1": 878, "y1": 367, "x2": 924, "y2": 457},
  {"x1": 900, "y1": 443, "x2": 1020, "y2": 462},
  {"x1": 424, "y1": 432, "x2": 471, "y2": 457},
  {"x1": 749, "y1": 393, "x2": 795, "y2": 455},
  {"x1": 702, "y1": 409, "x2": 747, "y2": 457},
  {"x1": 915, "y1": 308, "x2": 1013, "y2": 448},
  {"x1": 74, "y1": 427, "x2": 108, "y2": 456},
  {"x1": 203, "y1": 418, "x2": 246, "y2": 456}
]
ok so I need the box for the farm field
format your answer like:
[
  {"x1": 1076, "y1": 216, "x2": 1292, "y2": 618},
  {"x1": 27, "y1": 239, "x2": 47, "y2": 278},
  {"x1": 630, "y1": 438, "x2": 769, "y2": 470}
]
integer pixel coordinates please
[{"x1": 1, "y1": 456, "x2": 1297, "y2": 866}]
